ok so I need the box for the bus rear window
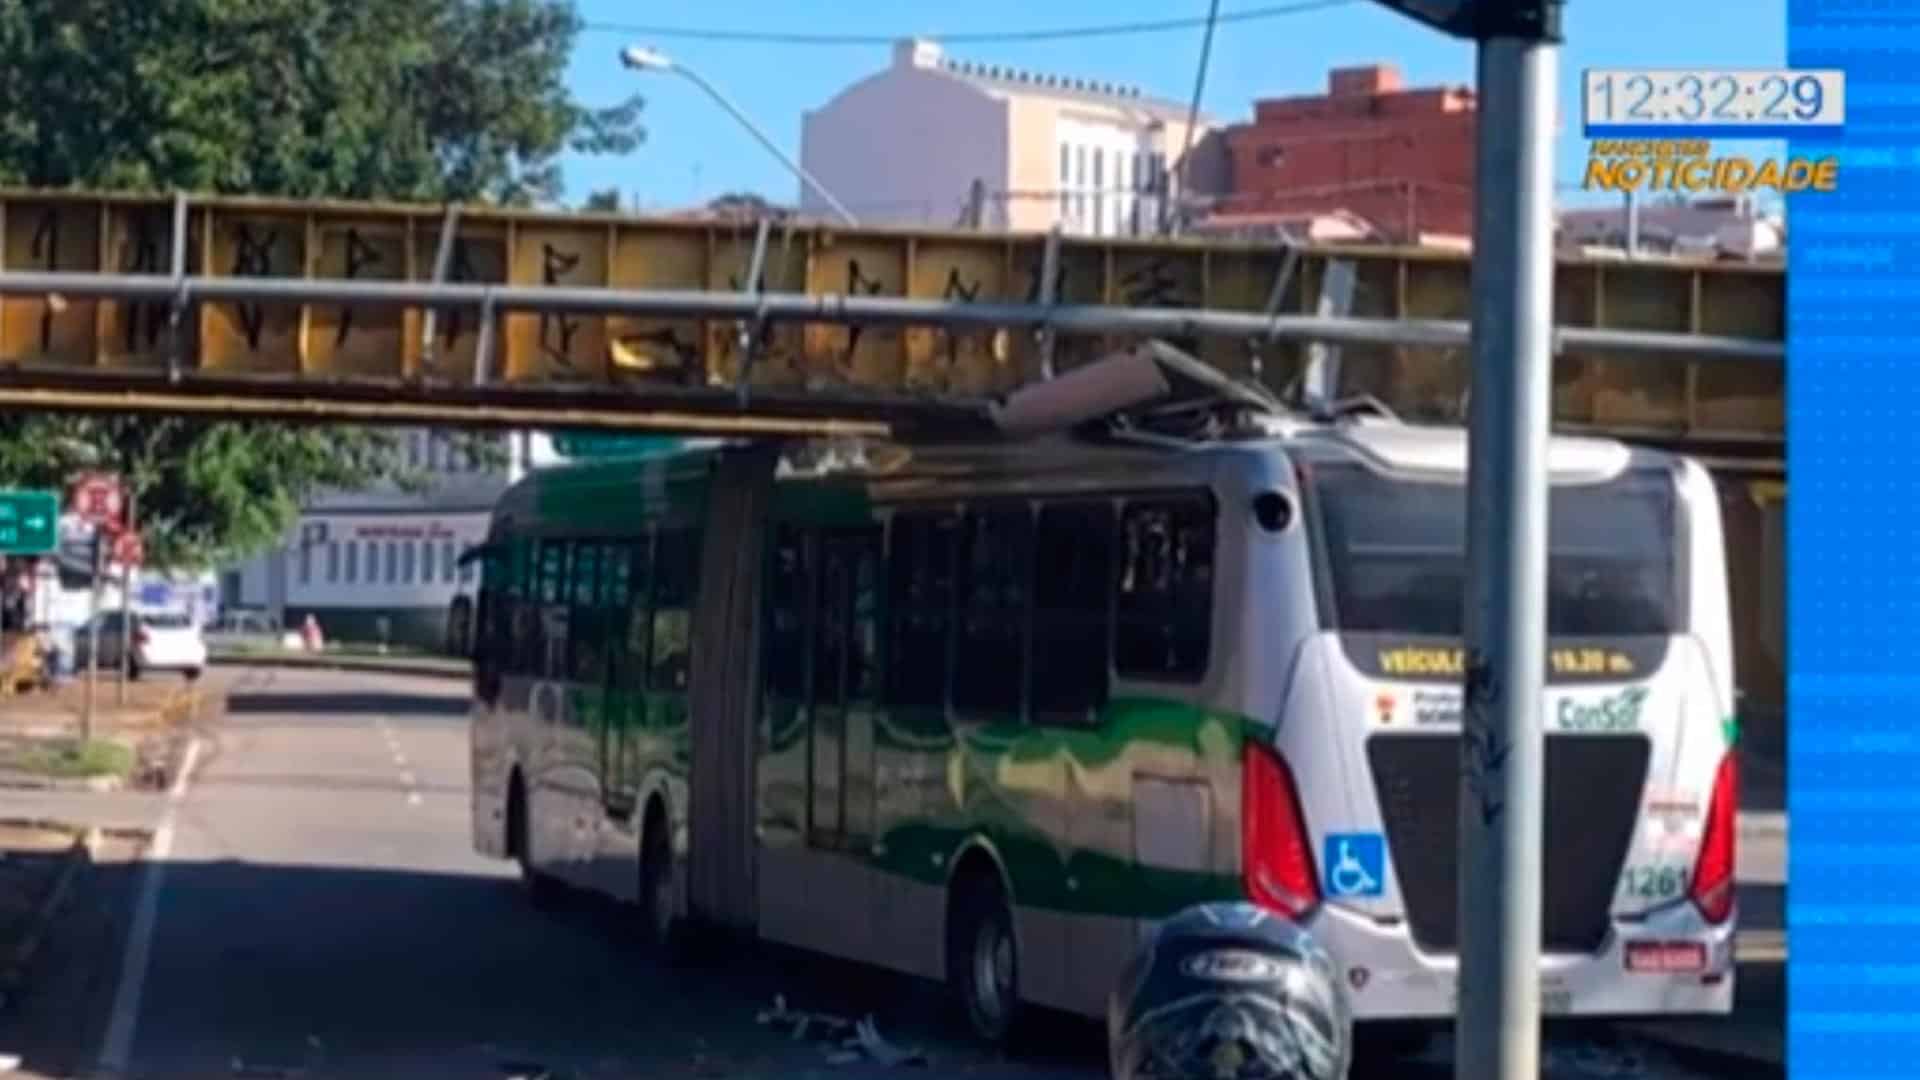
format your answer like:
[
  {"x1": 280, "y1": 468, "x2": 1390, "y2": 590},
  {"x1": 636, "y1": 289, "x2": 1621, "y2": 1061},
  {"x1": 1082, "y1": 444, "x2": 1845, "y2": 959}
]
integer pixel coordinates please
[{"x1": 1307, "y1": 464, "x2": 1679, "y2": 637}]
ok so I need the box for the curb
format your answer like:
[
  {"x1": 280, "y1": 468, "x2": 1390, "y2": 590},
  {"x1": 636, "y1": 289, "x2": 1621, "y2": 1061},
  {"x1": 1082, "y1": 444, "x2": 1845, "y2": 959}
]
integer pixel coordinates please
[
  {"x1": 209, "y1": 654, "x2": 470, "y2": 681},
  {"x1": 0, "y1": 771, "x2": 123, "y2": 793},
  {"x1": 0, "y1": 824, "x2": 96, "y2": 1010}
]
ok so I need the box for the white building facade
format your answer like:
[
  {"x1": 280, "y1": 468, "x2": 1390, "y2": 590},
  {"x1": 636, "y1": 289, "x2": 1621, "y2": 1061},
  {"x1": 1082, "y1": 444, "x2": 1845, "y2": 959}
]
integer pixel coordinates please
[
  {"x1": 799, "y1": 39, "x2": 1226, "y2": 234},
  {"x1": 223, "y1": 429, "x2": 566, "y2": 651}
]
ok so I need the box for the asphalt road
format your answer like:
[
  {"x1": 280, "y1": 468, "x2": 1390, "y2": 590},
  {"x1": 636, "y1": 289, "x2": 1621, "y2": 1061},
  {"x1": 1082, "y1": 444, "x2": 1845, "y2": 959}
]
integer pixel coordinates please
[{"x1": 4, "y1": 667, "x2": 1780, "y2": 1079}]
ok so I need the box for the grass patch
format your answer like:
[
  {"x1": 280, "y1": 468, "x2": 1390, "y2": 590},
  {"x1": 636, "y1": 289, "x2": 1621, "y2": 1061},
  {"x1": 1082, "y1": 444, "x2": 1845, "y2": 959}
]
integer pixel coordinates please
[{"x1": 2, "y1": 737, "x2": 136, "y2": 779}]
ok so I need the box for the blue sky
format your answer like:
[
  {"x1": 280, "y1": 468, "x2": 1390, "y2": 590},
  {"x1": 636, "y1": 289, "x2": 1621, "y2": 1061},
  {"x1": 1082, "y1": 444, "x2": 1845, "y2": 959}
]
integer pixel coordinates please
[{"x1": 558, "y1": 0, "x2": 1785, "y2": 212}]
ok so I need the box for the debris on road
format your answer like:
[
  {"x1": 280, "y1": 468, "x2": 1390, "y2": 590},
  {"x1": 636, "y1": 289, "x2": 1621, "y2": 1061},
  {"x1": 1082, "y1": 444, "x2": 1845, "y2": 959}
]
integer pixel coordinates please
[{"x1": 755, "y1": 994, "x2": 929, "y2": 1068}]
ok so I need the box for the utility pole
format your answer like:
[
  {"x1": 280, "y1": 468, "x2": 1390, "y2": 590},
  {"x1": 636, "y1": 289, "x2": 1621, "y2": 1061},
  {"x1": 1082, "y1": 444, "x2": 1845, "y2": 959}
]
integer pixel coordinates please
[
  {"x1": 1364, "y1": 5, "x2": 1564, "y2": 1080},
  {"x1": 82, "y1": 528, "x2": 103, "y2": 744},
  {"x1": 1456, "y1": 31, "x2": 1559, "y2": 1080},
  {"x1": 117, "y1": 491, "x2": 137, "y2": 704}
]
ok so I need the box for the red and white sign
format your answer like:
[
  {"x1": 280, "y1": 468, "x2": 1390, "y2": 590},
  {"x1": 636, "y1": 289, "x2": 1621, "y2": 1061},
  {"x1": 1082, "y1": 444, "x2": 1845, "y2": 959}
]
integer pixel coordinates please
[
  {"x1": 1624, "y1": 941, "x2": 1708, "y2": 974},
  {"x1": 112, "y1": 531, "x2": 144, "y2": 567},
  {"x1": 70, "y1": 473, "x2": 125, "y2": 529}
]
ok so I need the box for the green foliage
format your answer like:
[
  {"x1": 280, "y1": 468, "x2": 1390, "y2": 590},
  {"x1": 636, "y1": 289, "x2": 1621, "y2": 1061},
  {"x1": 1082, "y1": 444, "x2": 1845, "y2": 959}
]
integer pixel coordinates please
[
  {"x1": 0, "y1": 0, "x2": 644, "y2": 204},
  {"x1": 582, "y1": 187, "x2": 625, "y2": 212},
  {"x1": 0, "y1": 416, "x2": 507, "y2": 568},
  {"x1": 3, "y1": 737, "x2": 135, "y2": 779},
  {"x1": 0, "y1": 0, "x2": 627, "y2": 569}
]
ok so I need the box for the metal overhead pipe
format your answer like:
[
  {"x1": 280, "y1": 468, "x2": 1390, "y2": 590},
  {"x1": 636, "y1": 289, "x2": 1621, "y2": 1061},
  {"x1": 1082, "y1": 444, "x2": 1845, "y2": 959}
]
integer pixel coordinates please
[{"x1": 0, "y1": 271, "x2": 1785, "y2": 363}]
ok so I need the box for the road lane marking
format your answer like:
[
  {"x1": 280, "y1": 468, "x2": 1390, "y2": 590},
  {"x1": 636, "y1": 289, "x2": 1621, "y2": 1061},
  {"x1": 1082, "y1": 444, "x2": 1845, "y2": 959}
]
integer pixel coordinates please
[
  {"x1": 407, "y1": 792, "x2": 423, "y2": 807},
  {"x1": 99, "y1": 735, "x2": 202, "y2": 1074},
  {"x1": 400, "y1": 770, "x2": 416, "y2": 786}
]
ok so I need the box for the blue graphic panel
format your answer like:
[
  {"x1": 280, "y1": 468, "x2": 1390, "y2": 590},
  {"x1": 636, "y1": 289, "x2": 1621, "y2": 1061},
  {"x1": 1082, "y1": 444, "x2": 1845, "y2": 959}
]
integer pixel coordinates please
[
  {"x1": 1322, "y1": 833, "x2": 1386, "y2": 899},
  {"x1": 1789, "y1": 3, "x2": 1920, "y2": 1074}
]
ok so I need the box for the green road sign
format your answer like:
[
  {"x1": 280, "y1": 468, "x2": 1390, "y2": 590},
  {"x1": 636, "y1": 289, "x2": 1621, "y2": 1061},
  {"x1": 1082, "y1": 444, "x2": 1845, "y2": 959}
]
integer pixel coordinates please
[
  {"x1": 550, "y1": 433, "x2": 692, "y2": 460},
  {"x1": 0, "y1": 490, "x2": 59, "y2": 555}
]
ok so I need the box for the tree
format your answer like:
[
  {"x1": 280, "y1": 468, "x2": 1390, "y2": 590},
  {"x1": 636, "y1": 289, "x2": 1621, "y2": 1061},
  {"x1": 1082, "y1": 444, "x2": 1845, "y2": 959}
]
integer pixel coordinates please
[
  {"x1": 0, "y1": 0, "x2": 634, "y2": 570},
  {"x1": 0, "y1": 0, "x2": 645, "y2": 205},
  {"x1": 706, "y1": 191, "x2": 789, "y2": 223},
  {"x1": 583, "y1": 187, "x2": 625, "y2": 212}
]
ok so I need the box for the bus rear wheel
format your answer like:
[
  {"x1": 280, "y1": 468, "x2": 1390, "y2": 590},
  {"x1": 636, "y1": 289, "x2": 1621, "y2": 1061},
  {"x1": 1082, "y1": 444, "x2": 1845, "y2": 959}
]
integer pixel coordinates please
[
  {"x1": 949, "y1": 874, "x2": 1025, "y2": 1048},
  {"x1": 638, "y1": 803, "x2": 686, "y2": 960}
]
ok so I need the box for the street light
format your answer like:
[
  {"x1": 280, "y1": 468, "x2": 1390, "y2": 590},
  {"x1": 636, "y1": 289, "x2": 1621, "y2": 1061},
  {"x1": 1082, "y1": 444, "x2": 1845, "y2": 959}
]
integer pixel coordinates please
[{"x1": 619, "y1": 46, "x2": 860, "y2": 227}]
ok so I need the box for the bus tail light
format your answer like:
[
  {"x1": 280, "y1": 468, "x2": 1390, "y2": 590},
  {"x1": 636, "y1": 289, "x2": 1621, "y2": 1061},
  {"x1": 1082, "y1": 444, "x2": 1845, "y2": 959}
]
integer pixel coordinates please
[
  {"x1": 1689, "y1": 753, "x2": 1739, "y2": 925},
  {"x1": 1242, "y1": 740, "x2": 1320, "y2": 918}
]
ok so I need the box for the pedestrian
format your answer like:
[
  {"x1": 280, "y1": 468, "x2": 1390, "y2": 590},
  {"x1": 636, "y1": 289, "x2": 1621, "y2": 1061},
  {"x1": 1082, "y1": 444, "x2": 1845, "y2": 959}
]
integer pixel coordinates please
[
  {"x1": 301, "y1": 613, "x2": 325, "y2": 652},
  {"x1": 1107, "y1": 901, "x2": 1353, "y2": 1080}
]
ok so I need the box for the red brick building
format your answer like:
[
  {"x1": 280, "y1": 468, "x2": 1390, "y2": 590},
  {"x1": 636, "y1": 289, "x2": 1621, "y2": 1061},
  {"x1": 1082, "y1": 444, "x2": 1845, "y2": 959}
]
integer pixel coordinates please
[{"x1": 1215, "y1": 64, "x2": 1476, "y2": 243}]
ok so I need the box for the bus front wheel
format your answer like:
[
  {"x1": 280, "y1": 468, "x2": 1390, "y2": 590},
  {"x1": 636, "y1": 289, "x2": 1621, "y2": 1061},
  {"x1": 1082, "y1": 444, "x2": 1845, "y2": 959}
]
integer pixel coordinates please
[
  {"x1": 508, "y1": 779, "x2": 559, "y2": 909},
  {"x1": 949, "y1": 873, "x2": 1025, "y2": 1048}
]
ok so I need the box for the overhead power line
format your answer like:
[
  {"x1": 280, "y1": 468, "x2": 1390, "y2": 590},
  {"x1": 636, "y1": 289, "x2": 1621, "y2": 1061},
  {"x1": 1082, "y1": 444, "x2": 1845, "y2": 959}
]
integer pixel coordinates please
[{"x1": 580, "y1": 0, "x2": 1358, "y2": 47}]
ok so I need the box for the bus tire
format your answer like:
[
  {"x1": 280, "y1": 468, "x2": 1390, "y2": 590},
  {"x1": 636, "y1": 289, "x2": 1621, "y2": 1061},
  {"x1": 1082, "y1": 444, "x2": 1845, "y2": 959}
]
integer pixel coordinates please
[
  {"x1": 507, "y1": 776, "x2": 559, "y2": 909},
  {"x1": 948, "y1": 870, "x2": 1026, "y2": 1049},
  {"x1": 638, "y1": 800, "x2": 687, "y2": 961}
]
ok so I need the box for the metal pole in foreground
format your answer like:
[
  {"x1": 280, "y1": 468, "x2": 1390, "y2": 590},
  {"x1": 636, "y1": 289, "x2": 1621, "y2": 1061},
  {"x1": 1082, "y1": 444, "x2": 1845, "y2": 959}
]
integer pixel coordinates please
[{"x1": 1455, "y1": 33, "x2": 1559, "y2": 1080}]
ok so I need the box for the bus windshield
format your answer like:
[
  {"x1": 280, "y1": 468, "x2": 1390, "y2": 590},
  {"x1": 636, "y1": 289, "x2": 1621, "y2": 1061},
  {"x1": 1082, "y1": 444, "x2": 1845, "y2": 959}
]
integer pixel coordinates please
[{"x1": 1307, "y1": 463, "x2": 1679, "y2": 637}]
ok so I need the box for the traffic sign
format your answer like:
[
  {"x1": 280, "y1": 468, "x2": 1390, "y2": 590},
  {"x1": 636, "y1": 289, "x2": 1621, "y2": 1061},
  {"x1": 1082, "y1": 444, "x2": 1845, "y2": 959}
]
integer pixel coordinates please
[
  {"x1": 112, "y1": 531, "x2": 144, "y2": 567},
  {"x1": 1369, "y1": 0, "x2": 1562, "y2": 40},
  {"x1": 550, "y1": 432, "x2": 691, "y2": 460},
  {"x1": 70, "y1": 473, "x2": 125, "y2": 528},
  {"x1": 0, "y1": 490, "x2": 59, "y2": 555}
]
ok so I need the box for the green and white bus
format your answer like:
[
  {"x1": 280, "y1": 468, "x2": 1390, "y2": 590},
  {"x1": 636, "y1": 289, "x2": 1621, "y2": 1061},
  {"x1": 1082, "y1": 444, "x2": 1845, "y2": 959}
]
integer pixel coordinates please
[{"x1": 468, "y1": 416, "x2": 1739, "y2": 1044}]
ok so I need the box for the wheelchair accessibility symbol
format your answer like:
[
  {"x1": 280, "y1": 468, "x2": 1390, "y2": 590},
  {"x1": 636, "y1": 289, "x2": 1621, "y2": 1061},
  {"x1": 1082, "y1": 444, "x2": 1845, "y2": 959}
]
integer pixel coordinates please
[{"x1": 1323, "y1": 833, "x2": 1386, "y2": 899}]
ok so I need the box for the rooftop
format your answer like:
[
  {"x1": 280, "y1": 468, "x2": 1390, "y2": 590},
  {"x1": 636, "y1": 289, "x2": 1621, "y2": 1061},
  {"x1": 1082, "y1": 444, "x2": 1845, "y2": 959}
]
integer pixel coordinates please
[{"x1": 891, "y1": 37, "x2": 1215, "y2": 126}]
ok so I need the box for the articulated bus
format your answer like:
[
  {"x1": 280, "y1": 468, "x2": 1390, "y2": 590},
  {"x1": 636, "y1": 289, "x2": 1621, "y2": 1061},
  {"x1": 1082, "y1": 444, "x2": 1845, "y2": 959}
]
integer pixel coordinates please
[{"x1": 467, "y1": 416, "x2": 1739, "y2": 1045}]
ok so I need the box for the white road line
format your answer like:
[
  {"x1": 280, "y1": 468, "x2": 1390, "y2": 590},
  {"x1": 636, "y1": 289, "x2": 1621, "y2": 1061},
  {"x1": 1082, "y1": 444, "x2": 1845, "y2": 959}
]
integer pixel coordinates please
[
  {"x1": 407, "y1": 792, "x2": 423, "y2": 807},
  {"x1": 399, "y1": 770, "x2": 416, "y2": 786},
  {"x1": 98, "y1": 736, "x2": 203, "y2": 1074}
]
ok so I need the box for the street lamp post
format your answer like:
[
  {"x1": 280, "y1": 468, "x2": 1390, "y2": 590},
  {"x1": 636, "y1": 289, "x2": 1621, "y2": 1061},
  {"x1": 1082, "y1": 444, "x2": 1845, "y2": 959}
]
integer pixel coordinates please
[
  {"x1": 1365, "y1": 4, "x2": 1564, "y2": 1080},
  {"x1": 619, "y1": 46, "x2": 860, "y2": 227}
]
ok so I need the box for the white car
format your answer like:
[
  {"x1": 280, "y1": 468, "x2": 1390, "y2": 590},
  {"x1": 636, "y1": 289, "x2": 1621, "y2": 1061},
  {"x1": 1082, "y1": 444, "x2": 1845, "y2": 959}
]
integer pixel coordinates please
[{"x1": 76, "y1": 610, "x2": 208, "y2": 680}]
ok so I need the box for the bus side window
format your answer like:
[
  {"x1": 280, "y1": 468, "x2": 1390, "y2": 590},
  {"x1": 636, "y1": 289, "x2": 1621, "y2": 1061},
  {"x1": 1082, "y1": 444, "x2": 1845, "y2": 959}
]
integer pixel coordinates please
[
  {"x1": 764, "y1": 526, "x2": 811, "y2": 701},
  {"x1": 953, "y1": 504, "x2": 1035, "y2": 718},
  {"x1": 538, "y1": 540, "x2": 571, "y2": 680},
  {"x1": 1033, "y1": 501, "x2": 1117, "y2": 723},
  {"x1": 509, "y1": 538, "x2": 538, "y2": 677},
  {"x1": 883, "y1": 512, "x2": 956, "y2": 710},
  {"x1": 621, "y1": 532, "x2": 655, "y2": 690},
  {"x1": 1115, "y1": 494, "x2": 1216, "y2": 682},
  {"x1": 649, "y1": 529, "x2": 696, "y2": 692},
  {"x1": 567, "y1": 542, "x2": 605, "y2": 703},
  {"x1": 602, "y1": 538, "x2": 633, "y2": 680}
]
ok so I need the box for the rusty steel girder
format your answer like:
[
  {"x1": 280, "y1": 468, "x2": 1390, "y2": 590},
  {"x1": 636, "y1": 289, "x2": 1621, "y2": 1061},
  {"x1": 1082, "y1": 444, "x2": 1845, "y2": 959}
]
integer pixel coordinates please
[{"x1": 0, "y1": 189, "x2": 1783, "y2": 449}]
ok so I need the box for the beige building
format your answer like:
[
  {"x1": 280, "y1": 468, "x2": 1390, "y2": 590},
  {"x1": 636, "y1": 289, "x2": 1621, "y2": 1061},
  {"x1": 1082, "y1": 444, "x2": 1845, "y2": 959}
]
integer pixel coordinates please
[{"x1": 798, "y1": 38, "x2": 1225, "y2": 234}]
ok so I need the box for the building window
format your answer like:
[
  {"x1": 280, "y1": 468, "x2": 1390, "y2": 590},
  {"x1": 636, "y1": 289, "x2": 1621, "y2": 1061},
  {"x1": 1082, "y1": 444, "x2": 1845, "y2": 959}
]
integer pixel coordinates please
[
  {"x1": 298, "y1": 541, "x2": 313, "y2": 586},
  {"x1": 407, "y1": 434, "x2": 422, "y2": 469},
  {"x1": 326, "y1": 541, "x2": 340, "y2": 583},
  {"x1": 422, "y1": 541, "x2": 436, "y2": 583},
  {"x1": 400, "y1": 539, "x2": 416, "y2": 584},
  {"x1": 345, "y1": 541, "x2": 359, "y2": 584},
  {"x1": 1076, "y1": 146, "x2": 1087, "y2": 187},
  {"x1": 1059, "y1": 143, "x2": 1070, "y2": 184},
  {"x1": 445, "y1": 541, "x2": 458, "y2": 583},
  {"x1": 1093, "y1": 151, "x2": 1106, "y2": 236}
]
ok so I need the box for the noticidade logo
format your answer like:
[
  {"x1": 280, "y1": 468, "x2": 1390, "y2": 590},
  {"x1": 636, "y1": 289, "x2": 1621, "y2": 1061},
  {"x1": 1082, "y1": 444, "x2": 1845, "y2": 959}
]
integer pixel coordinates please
[{"x1": 1584, "y1": 139, "x2": 1839, "y2": 195}]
